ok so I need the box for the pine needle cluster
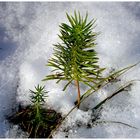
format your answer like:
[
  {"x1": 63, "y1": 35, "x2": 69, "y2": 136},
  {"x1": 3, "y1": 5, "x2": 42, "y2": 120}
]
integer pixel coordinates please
[{"x1": 30, "y1": 85, "x2": 48, "y2": 121}]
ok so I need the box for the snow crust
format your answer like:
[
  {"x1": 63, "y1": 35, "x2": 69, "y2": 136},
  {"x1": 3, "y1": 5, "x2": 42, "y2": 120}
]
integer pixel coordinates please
[{"x1": 0, "y1": 2, "x2": 140, "y2": 138}]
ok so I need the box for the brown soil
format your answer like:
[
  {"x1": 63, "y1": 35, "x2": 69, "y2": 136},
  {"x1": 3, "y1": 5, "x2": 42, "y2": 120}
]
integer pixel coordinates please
[{"x1": 7, "y1": 105, "x2": 62, "y2": 138}]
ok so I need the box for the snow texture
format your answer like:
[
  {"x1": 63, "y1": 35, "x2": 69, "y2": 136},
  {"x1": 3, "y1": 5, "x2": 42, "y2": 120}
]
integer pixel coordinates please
[{"x1": 0, "y1": 2, "x2": 140, "y2": 138}]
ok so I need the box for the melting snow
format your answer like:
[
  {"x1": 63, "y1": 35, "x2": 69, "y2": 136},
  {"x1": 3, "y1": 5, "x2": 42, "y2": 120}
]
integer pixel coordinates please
[{"x1": 0, "y1": 2, "x2": 140, "y2": 138}]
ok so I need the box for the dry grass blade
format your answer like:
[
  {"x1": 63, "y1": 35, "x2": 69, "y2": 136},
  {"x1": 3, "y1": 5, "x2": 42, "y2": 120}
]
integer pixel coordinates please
[
  {"x1": 95, "y1": 120, "x2": 138, "y2": 129},
  {"x1": 92, "y1": 79, "x2": 140, "y2": 110},
  {"x1": 80, "y1": 62, "x2": 140, "y2": 101}
]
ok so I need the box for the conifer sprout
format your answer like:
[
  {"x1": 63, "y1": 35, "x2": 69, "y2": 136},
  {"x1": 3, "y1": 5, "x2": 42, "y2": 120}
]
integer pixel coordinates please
[
  {"x1": 30, "y1": 84, "x2": 48, "y2": 122},
  {"x1": 43, "y1": 11, "x2": 106, "y2": 108},
  {"x1": 8, "y1": 84, "x2": 62, "y2": 138}
]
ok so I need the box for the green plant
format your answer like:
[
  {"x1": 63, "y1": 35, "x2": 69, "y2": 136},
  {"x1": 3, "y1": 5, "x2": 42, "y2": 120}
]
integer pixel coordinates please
[
  {"x1": 43, "y1": 11, "x2": 105, "y2": 107},
  {"x1": 30, "y1": 84, "x2": 48, "y2": 122},
  {"x1": 8, "y1": 84, "x2": 62, "y2": 138}
]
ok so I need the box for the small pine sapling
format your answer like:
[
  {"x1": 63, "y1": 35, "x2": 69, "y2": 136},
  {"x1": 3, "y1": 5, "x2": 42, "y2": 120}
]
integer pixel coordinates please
[
  {"x1": 43, "y1": 11, "x2": 105, "y2": 108},
  {"x1": 30, "y1": 84, "x2": 48, "y2": 122},
  {"x1": 8, "y1": 84, "x2": 62, "y2": 138}
]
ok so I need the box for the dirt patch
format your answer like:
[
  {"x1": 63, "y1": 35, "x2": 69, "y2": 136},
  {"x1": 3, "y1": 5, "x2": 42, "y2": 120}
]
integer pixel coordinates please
[{"x1": 7, "y1": 105, "x2": 62, "y2": 138}]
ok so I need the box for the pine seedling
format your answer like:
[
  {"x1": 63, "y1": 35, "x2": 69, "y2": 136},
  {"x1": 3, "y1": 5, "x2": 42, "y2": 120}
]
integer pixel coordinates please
[
  {"x1": 8, "y1": 84, "x2": 62, "y2": 138},
  {"x1": 30, "y1": 84, "x2": 48, "y2": 122},
  {"x1": 43, "y1": 11, "x2": 105, "y2": 108}
]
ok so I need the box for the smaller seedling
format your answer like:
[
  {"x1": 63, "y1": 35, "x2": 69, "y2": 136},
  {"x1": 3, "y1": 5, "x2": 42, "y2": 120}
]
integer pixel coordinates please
[
  {"x1": 30, "y1": 84, "x2": 48, "y2": 122},
  {"x1": 8, "y1": 84, "x2": 62, "y2": 138}
]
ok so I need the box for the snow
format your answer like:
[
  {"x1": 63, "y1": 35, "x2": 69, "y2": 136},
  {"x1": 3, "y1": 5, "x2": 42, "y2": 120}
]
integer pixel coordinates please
[{"x1": 0, "y1": 2, "x2": 140, "y2": 138}]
